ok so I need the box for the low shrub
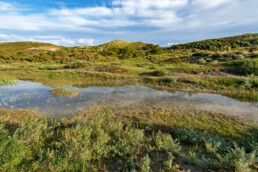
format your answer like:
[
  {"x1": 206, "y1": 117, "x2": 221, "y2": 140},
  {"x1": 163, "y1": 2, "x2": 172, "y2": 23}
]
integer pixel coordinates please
[
  {"x1": 64, "y1": 61, "x2": 90, "y2": 69},
  {"x1": 151, "y1": 69, "x2": 168, "y2": 77},
  {"x1": 38, "y1": 64, "x2": 64, "y2": 70},
  {"x1": 212, "y1": 53, "x2": 223, "y2": 59},
  {"x1": 159, "y1": 77, "x2": 177, "y2": 84},
  {"x1": 226, "y1": 144, "x2": 257, "y2": 172},
  {"x1": 250, "y1": 54, "x2": 258, "y2": 58},
  {"x1": 161, "y1": 57, "x2": 189, "y2": 64},
  {"x1": 92, "y1": 65, "x2": 127, "y2": 73},
  {"x1": 192, "y1": 52, "x2": 209, "y2": 57},
  {"x1": 231, "y1": 59, "x2": 258, "y2": 75},
  {"x1": 198, "y1": 58, "x2": 207, "y2": 64},
  {"x1": 0, "y1": 106, "x2": 257, "y2": 171},
  {"x1": 155, "y1": 131, "x2": 181, "y2": 153},
  {"x1": 234, "y1": 54, "x2": 245, "y2": 60}
]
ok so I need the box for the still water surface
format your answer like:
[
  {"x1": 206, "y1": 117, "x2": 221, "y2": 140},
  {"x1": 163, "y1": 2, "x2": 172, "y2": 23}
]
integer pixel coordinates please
[{"x1": 0, "y1": 80, "x2": 257, "y2": 121}]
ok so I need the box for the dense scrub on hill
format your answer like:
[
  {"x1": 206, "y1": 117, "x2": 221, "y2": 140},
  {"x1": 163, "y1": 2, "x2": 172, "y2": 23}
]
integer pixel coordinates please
[
  {"x1": 0, "y1": 34, "x2": 257, "y2": 64},
  {"x1": 0, "y1": 40, "x2": 162, "y2": 62},
  {"x1": 98, "y1": 40, "x2": 162, "y2": 59},
  {"x1": 171, "y1": 33, "x2": 258, "y2": 51}
]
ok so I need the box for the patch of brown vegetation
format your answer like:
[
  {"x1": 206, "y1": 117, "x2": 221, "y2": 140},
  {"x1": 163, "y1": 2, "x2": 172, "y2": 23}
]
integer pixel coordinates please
[
  {"x1": 59, "y1": 64, "x2": 127, "y2": 74},
  {"x1": 0, "y1": 109, "x2": 44, "y2": 133},
  {"x1": 169, "y1": 69, "x2": 238, "y2": 77},
  {"x1": 88, "y1": 65, "x2": 127, "y2": 73}
]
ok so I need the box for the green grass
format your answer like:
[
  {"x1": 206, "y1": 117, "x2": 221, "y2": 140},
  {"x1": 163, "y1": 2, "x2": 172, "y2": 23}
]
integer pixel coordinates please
[
  {"x1": 0, "y1": 105, "x2": 257, "y2": 171},
  {"x1": 0, "y1": 78, "x2": 17, "y2": 86},
  {"x1": 49, "y1": 88, "x2": 79, "y2": 97},
  {"x1": 0, "y1": 64, "x2": 257, "y2": 102}
]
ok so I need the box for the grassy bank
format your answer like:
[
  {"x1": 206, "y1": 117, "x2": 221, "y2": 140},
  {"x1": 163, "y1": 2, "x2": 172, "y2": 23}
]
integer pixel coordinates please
[
  {"x1": 0, "y1": 105, "x2": 257, "y2": 171},
  {"x1": 0, "y1": 67, "x2": 257, "y2": 102},
  {"x1": 0, "y1": 78, "x2": 17, "y2": 86}
]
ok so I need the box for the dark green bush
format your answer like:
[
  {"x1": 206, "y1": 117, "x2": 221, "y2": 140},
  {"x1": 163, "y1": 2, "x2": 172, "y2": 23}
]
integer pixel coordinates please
[
  {"x1": 212, "y1": 53, "x2": 223, "y2": 59},
  {"x1": 192, "y1": 52, "x2": 209, "y2": 57},
  {"x1": 232, "y1": 59, "x2": 258, "y2": 75},
  {"x1": 159, "y1": 77, "x2": 177, "y2": 84},
  {"x1": 151, "y1": 69, "x2": 168, "y2": 77},
  {"x1": 250, "y1": 54, "x2": 258, "y2": 58}
]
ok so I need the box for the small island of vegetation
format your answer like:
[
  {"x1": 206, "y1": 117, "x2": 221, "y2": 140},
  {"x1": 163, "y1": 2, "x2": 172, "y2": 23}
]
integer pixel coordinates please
[{"x1": 49, "y1": 88, "x2": 79, "y2": 97}]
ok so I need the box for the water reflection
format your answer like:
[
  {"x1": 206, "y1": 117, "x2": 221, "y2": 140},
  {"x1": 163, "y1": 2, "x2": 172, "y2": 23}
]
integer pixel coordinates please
[{"x1": 0, "y1": 80, "x2": 257, "y2": 121}]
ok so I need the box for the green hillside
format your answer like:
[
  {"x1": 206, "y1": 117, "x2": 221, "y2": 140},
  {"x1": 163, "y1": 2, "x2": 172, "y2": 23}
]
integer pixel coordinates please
[
  {"x1": 96, "y1": 40, "x2": 162, "y2": 59},
  {"x1": 0, "y1": 34, "x2": 257, "y2": 77},
  {"x1": 0, "y1": 40, "x2": 161, "y2": 61},
  {"x1": 171, "y1": 33, "x2": 258, "y2": 51},
  {"x1": 0, "y1": 42, "x2": 60, "y2": 51},
  {"x1": 0, "y1": 42, "x2": 62, "y2": 62}
]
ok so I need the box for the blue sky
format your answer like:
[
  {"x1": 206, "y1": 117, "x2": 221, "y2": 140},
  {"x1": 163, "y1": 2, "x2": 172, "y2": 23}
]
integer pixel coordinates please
[{"x1": 0, "y1": 0, "x2": 257, "y2": 46}]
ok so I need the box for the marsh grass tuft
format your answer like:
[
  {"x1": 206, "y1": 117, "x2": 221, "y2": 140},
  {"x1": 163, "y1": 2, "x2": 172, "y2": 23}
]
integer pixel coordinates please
[
  {"x1": 49, "y1": 88, "x2": 79, "y2": 97},
  {"x1": 0, "y1": 78, "x2": 17, "y2": 86}
]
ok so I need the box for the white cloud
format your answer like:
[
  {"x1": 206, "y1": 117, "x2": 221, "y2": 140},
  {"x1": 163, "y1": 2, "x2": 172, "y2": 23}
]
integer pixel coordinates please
[
  {"x1": 167, "y1": 42, "x2": 177, "y2": 46},
  {"x1": 0, "y1": 14, "x2": 46, "y2": 31},
  {"x1": 0, "y1": 34, "x2": 9, "y2": 40},
  {"x1": 0, "y1": 33, "x2": 95, "y2": 47},
  {"x1": 51, "y1": 7, "x2": 113, "y2": 16},
  {"x1": 0, "y1": 33, "x2": 34, "y2": 42},
  {"x1": 0, "y1": 2, "x2": 99, "y2": 32},
  {"x1": 192, "y1": 0, "x2": 233, "y2": 9},
  {"x1": 1, "y1": 0, "x2": 255, "y2": 32},
  {"x1": 0, "y1": 2, "x2": 15, "y2": 11},
  {"x1": 58, "y1": 16, "x2": 99, "y2": 25},
  {"x1": 33, "y1": 35, "x2": 63, "y2": 39},
  {"x1": 48, "y1": 0, "x2": 188, "y2": 28},
  {"x1": 58, "y1": 39, "x2": 75, "y2": 45},
  {"x1": 212, "y1": 20, "x2": 232, "y2": 26},
  {"x1": 78, "y1": 39, "x2": 95, "y2": 46},
  {"x1": 113, "y1": 0, "x2": 188, "y2": 10},
  {"x1": 0, "y1": 33, "x2": 96, "y2": 47},
  {"x1": 0, "y1": 13, "x2": 98, "y2": 32}
]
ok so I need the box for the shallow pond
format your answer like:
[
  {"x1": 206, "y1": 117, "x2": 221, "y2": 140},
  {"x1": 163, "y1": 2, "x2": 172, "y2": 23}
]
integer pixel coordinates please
[{"x1": 0, "y1": 80, "x2": 257, "y2": 121}]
